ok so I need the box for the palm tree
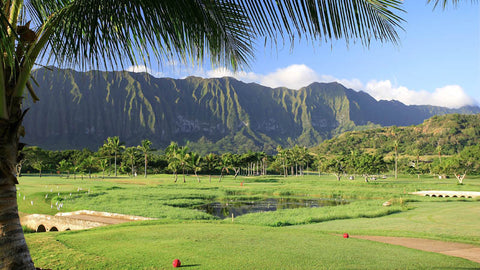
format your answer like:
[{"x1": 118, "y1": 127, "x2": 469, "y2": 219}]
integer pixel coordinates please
[
  {"x1": 219, "y1": 153, "x2": 234, "y2": 182},
  {"x1": 0, "y1": 1, "x2": 406, "y2": 268},
  {"x1": 203, "y1": 153, "x2": 219, "y2": 182},
  {"x1": 436, "y1": 144, "x2": 443, "y2": 163},
  {"x1": 137, "y1": 139, "x2": 153, "y2": 178},
  {"x1": 81, "y1": 156, "x2": 96, "y2": 179},
  {"x1": 103, "y1": 136, "x2": 125, "y2": 177},
  {"x1": 393, "y1": 140, "x2": 399, "y2": 179},
  {"x1": 98, "y1": 159, "x2": 108, "y2": 179},
  {"x1": 176, "y1": 146, "x2": 190, "y2": 183},
  {"x1": 276, "y1": 146, "x2": 288, "y2": 177},
  {"x1": 188, "y1": 152, "x2": 202, "y2": 183},
  {"x1": 124, "y1": 147, "x2": 138, "y2": 177}
]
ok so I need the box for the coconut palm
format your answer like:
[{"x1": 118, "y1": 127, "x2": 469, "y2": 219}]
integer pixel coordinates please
[
  {"x1": 80, "y1": 156, "x2": 96, "y2": 179},
  {"x1": 124, "y1": 147, "x2": 138, "y2": 177},
  {"x1": 203, "y1": 153, "x2": 219, "y2": 182},
  {"x1": 137, "y1": 139, "x2": 153, "y2": 178},
  {"x1": 103, "y1": 136, "x2": 125, "y2": 177},
  {"x1": 98, "y1": 158, "x2": 108, "y2": 179},
  {"x1": 0, "y1": 0, "x2": 406, "y2": 268},
  {"x1": 393, "y1": 140, "x2": 399, "y2": 179},
  {"x1": 188, "y1": 152, "x2": 202, "y2": 183}
]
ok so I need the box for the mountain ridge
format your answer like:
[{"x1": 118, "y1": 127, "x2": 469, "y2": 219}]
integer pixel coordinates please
[{"x1": 21, "y1": 68, "x2": 480, "y2": 154}]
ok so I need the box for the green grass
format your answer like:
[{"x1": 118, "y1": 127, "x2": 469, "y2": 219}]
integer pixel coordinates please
[
  {"x1": 18, "y1": 174, "x2": 480, "y2": 269},
  {"x1": 27, "y1": 222, "x2": 480, "y2": 270}
]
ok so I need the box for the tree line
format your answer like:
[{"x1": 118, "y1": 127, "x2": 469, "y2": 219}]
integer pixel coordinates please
[{"x1": 18, "y1": 136, "x2": 480, "y2": 182}]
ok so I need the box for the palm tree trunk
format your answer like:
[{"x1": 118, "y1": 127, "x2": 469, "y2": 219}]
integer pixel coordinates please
[
  {"x1": 131, "y1": 158, "x2": 134, "y2": 177},
  {"x1": 114, "y1": 152, "x2": 117, "y2": 177},
  {"x1": 144, "y1": 154, "x2": 147, "y2": 178},
  {"x1": 0, "y1": 100, "x2": 35, "y2": 269},
  {"x1": 219, "y1": 168, "x2": 224, "y2": 182}
]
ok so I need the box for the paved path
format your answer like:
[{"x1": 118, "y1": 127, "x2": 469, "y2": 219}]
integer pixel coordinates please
[{"x1": 353, "y1": 235, "x2": 480, "y2": 264}]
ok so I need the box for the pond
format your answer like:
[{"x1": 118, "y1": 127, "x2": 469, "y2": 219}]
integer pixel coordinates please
[{"x1": 196, "y1": 197, "x2": 348, "y2": 219}]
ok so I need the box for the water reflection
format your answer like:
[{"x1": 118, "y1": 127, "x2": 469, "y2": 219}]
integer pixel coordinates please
[{"x1": 197, "y1": 198, "x2": 348, "y2": 219}]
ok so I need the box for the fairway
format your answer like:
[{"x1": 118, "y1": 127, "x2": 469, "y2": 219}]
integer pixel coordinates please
[{"x1": 18, "y1": 174, "x2": 480, "y2": 269}]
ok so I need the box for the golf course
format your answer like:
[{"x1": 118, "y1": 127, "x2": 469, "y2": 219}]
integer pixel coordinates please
[{"x1": 18, "y1": 173, "x2": 480, "y2": 269}]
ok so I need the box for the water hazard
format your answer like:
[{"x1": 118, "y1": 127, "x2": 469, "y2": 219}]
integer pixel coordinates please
[{"x1": 197, "y1": 197, "x2": 348, "y2": 219}]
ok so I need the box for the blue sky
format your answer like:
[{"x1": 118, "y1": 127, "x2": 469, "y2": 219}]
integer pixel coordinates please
[{"x1": 128, "y1": 1, "x2": 480, "y2": 108}]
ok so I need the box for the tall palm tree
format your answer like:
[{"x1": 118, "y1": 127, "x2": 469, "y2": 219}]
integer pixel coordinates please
[
  {"x1": 103, "y1": 136, "x2": 125, "y2": 177},
  {"x1": 203, "y1": 153, "x2": 219, "y2": 182},
  {"x1": 137, "y1": 139, "x2": 153, "y2": 178},
  {"x1": 98, "y1": 158, "x2": 108, "y2": 179},
  {"x1": 436, "y1": 144, "x2": 443, "y2": 163},
  {"x1": 188, "y1": 152, "x2": 202, "y2": 183},
  {"x1": 0, "y1": 1, "x2": 406, "y2": 268},
  {"x1": 393, "y1": 140, "x2": 399, "y2": 180},
  {"x1": 124, "y1": 147, "x2": 138, "y2": 177}
]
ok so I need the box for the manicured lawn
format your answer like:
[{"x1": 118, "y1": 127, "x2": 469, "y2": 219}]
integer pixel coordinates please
[
  {"x1": 27, "y1": 222, "x2": 480, "y2": 269},
  {"x1": 18, "y1": 174, "x2": 480, "y2": 269}
]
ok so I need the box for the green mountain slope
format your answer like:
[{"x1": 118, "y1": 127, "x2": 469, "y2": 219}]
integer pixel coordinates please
[
  {"x1": 314, "y1": 114, "x2": 480, "y2": 157},
  {"x1": 22, "y1": 68, "x2": 480, "y2": 154}
]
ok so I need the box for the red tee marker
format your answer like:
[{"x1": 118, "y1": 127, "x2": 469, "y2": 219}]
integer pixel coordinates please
[
  {"x1": 343, "y1": 233, "x2": 349, "y2": 238},
  {"x1": 172, "y1": 259, "x2": 181, "y2": 268}
]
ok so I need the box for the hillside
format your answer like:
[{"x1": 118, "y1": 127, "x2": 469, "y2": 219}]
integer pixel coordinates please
[
  {"x1": 22, "y1": 68, "x2": 480, "y2": 154},
  {"x1": 313, "y1": 114, "x2": 480, "y2": 158}
]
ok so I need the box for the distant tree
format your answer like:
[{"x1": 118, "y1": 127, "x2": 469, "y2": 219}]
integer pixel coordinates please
[
  {"x1": 81, "y1": 156, "x2": 96, "y2": 178},
  {"x1": 124, "y1": 147, "x2": 138, "y2": 177},
  {"x1": 219, "y1": 153, "x2": 233, "y2": 182},
  {"x1": 30, "y1": 160, "x2": 44, "y2": 178},
  {"x1": 445, "y1": 145, "x2": 480, "y2": 184},
  {"x1": 355, "y1": 153, "x2": 387, "y2": 182},
  {"x1": 103, "y1": 136, "x2": 125, "y2": 177},
  {"x1": 176, "y1": 146, "x2": 190, "y2": 183},
  {"x1": 203, "y1": 153, "x2": 219, "y2": 182},
  {"x1": 57, "y1": 159, "x2": 72, "y2": 178},
  {"x1": 188, "y1": 152, "x2": 202, "y2": 182},
  {"x1": 98, "y1": 159, "x2": 108, "y2": 179},
  {"x1": 276, "y1": 146, "x2": 288, "y2": 177},
  {"x1": 137, "y1": 139, "x2": 153, "y2": 178},
  {"x1": 393, "y1": 140, "x2": 399, "y2": 179},
  {"x1": 165, "y1": 142, "x2": 180, "y2": 182},
  {"x1": 320, "y1": 156, "x2": 347, "y2": 181},
  {"x1": 436, "y1": 144, "x2": 443, "y2": 163}
]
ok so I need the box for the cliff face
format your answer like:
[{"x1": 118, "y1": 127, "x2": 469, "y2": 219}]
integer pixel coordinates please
[{"x1": 21, "y1": 68, "x2": 480, "y2": 154}]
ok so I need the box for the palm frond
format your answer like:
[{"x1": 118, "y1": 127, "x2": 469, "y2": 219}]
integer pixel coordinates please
[
  {"x1": 27, "y1": 0, "x2": 254, "y2": 71},
  {"x1": 24, "y1": 0, "x2": 406, "y2": 72},
  {"x1": 427, "y1": 0, "x2": 479, "y2": 9},
  {"x1": 238, "y1": 0, "x2": 405, "y2": 47}
]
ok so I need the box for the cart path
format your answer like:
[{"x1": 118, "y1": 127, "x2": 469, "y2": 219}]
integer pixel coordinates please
[{"x1": 353, "y1": 235, "x2": 480, "y2": 264}]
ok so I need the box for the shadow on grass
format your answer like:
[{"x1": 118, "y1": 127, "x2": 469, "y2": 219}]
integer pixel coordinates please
[{"x1": 179, "y1": 264, "x2": 201, "y2": 267}]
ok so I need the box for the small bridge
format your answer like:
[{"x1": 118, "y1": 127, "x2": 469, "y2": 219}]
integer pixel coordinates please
[
  {"x1": 411, "y1": 190, "x2": 480, "y2": 198},
  {"x1": 21, "y1": 210, "x2": 154, "y2": 232}
]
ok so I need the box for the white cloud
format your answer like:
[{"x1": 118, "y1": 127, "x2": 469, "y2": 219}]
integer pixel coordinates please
[
  {"x1": 127, "y1": 63, "x2": 477, "y2": 108},
  {"x1": 364, "y1": 80, "x2": 476, "y2": 108},
  {"x1": 126, "y1": 65, "x2": 164, "y2": 77},
  {"x1": 200, "y1": 64, "x2": 477, "y2": 108},
  {"x1": 259, "y1": 64, "x2": 321, "y2": 89}
]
